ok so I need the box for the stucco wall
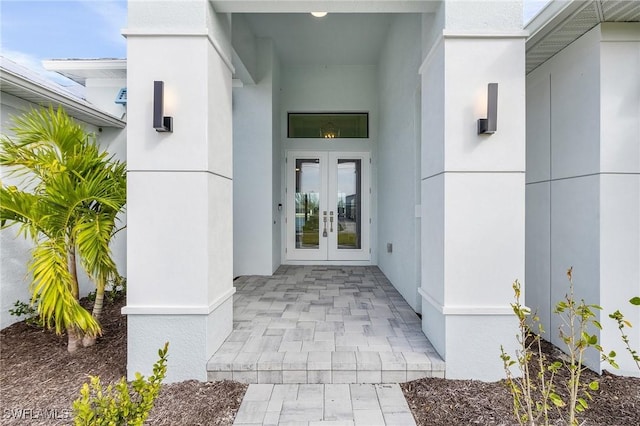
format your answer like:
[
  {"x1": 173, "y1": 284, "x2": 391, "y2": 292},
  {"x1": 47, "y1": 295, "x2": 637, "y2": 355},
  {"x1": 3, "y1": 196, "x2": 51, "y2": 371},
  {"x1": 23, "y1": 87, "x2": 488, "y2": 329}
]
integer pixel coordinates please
[
  {"x1": 0, "y1": 91, "x2": 127, "y2": 329},
  {"x1": 280, "y1": 64, "x2": 378, "y2": 262},
  {"x1": 271, "y1": 46, "x2": 282, "y2": 273},
  {"x1": 526, "y1": 25, "x2": 602, "y2": 372},
  {"x1": 420, "y1": 0, "x2": 526, "y2": 380},
  {"x1": 233, "y1": 38, "x2": 281, "y2": 276},
  {"x1": 377, "y1": 14, "x2": 423, "y2": 312},
  {"x1": 599, "y1": 23, "x2": 640, "y2": 377},
  {"x1": 526, "y1": 23, "x2": 640, "y2": 375},
  {"x1": 85, "y1": 78, "x2": 127, "y2": 119}
]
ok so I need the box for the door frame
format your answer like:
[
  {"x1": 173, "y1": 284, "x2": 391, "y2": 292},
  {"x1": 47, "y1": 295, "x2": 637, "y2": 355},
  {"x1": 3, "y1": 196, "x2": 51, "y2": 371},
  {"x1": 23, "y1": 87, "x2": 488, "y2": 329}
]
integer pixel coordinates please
[{"x1": 284, "y1": 150, "x2": 371, "y2": 264}]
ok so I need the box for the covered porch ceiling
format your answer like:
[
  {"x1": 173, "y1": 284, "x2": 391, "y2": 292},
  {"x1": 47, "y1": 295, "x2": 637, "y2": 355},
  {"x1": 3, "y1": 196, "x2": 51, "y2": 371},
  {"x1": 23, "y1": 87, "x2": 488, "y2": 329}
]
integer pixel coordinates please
[
  {"x1": 241, "y1": 13, "x2": 394, "y2": 66},
  {"x1": 222, "y1": 0, "x2": 437, "y2": 82}
]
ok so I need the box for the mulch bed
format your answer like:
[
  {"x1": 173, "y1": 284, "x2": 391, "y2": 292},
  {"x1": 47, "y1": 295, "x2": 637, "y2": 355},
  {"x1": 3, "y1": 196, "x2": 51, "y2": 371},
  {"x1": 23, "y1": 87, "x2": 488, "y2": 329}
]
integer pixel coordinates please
[
  {"x1": 402, "y1": 340, "x2": 640, "y2": 425},
  {"x1": 0, "y1": 296, "x2": 246, "y2": 425},
  {"x1": 2, "y1": 295, "x2": 639, "y2": 425}
]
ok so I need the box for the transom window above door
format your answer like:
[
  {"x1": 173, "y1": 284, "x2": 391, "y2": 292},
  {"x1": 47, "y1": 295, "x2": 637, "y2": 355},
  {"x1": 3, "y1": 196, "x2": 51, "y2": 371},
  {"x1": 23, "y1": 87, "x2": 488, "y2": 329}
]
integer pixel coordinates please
[{"x1": 288, "y1": 112, "x2": 369, "y2": 139}]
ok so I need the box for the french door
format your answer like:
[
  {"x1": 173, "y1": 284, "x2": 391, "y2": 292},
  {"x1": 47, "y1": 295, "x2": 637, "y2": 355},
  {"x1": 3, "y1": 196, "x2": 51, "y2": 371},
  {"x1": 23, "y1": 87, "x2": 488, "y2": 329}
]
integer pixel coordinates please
[{"x1": 286, "y1": 151, "x2": 370, "y2": 262}]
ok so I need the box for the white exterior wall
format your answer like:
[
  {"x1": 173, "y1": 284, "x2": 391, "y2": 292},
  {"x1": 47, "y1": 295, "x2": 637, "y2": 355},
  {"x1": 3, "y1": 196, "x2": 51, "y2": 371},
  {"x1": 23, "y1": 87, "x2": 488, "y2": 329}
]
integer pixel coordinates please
[
  {"x1": 271, "y1": 49, "x2": 282, "y2": 273},
  {"x1": 280, "y1": 65, "x2": 378, "y2": 151},
  {"x1": 280, "y1": 64, "x2": 378, "y2": 262},
  {"x1": 420, "y1": 0, "x2": 525, "y2": 381},
  {"x1": 124, "y1": 0, "x2": 234, "y2": 382},
  {"x1": 233, "y1": 38, "x2": 281, "y2": 276},
  {"x1": 377, "y1": 14, "x2": 423, "y2": 312},
  {"x1": 525, "y1": 23, "x2": 640, "y2": 375},
  {"x1": 599, "y1": 23, "x2": 640, "y2": 377},
  {"x1": 526, "y1": 25, "x2": 602, "y2": 371},
  {"x1": 85, "y1": 78, "x2": 127, "y2": 119},
  {"x1": 0, "y1": 89, "x2": 126, "y2": 329}
]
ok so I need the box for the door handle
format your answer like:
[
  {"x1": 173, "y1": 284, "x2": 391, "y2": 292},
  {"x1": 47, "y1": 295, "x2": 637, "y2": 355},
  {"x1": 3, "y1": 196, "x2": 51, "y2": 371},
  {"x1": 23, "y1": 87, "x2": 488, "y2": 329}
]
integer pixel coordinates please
[
  {"x1": 322, "y1": 211, "x2": 328, "y2": 237},
  {"x1": 329, "y1": 211, "x2": 334, "y2": 232}
]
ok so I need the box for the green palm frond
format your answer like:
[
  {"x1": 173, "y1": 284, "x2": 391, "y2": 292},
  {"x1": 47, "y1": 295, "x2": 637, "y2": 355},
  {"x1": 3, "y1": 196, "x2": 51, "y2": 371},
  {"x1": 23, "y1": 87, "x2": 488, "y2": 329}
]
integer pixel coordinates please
[
  {"x1": 75, "y1": 210, "x2": 118, "y2": 281},
  {"x1": 29, "y1": 239, "x2": 100, "y2": 336},
  {"x1": 0, "y1": 106, "x2": 125, "y2": 338},
  {"x1": 0, "y1": 107, "x2": 87, "y2": 186},
  {"x1": 0, "y1": 186, "x2": 54, "y2": 240}
]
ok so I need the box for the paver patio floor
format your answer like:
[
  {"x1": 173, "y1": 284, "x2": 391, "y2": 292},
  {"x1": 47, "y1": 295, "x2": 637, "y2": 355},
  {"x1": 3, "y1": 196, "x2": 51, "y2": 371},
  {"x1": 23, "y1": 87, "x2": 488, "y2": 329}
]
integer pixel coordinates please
[
  {"x1": 213, "y1": 266, "x2": 441, "y2": 425},
  {"x1": 208, "y1": 265, "x2": 444, "y2": 384}
]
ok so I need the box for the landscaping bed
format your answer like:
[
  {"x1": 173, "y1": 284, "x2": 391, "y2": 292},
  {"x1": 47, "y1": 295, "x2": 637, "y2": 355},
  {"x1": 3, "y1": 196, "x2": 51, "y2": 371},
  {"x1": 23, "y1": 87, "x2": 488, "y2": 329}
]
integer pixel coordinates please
[
  {"x1": 0, "y1": 297, "x2": 246, "y2": 425},
  {"x1": 1, "y1": 295, "x2": 638, "y2": 425}
]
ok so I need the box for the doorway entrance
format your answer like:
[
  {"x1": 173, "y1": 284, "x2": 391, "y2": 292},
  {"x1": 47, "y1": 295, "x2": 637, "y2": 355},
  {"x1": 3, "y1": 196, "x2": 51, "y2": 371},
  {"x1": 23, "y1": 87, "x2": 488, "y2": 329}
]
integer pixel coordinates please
[{"x1": 285, "y1": 151, "x2": 370, "y2": 262}]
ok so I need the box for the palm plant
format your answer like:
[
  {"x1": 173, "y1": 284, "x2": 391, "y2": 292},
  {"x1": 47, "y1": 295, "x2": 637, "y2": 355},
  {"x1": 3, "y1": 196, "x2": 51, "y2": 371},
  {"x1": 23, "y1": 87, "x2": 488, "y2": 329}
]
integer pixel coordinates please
[{"x1": 0, "y1": 107, "x2": 126, "y2": 351}]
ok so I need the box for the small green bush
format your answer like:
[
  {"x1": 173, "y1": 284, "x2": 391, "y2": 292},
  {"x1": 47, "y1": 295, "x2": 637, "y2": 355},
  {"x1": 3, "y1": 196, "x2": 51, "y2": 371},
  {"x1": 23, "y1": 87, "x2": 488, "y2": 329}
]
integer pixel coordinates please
[
  {"x1": 9, "y1": 300, "x2": 44, "y2": 328},
  {"x1": 609, "y1": 296, "x2": 640, "y2": 371},
  {"x1": 500, "y1": 280, "x2": 563, "y2": 425},
  {"x1": 73, "y1": 342, "x2": 168, "y2": 426},
  {"x1": 87, "y1": 276, "x2": 127, "y2": 304},
  {"x1": 501, "y1": 268, "x2": 617, "y2": 426}
]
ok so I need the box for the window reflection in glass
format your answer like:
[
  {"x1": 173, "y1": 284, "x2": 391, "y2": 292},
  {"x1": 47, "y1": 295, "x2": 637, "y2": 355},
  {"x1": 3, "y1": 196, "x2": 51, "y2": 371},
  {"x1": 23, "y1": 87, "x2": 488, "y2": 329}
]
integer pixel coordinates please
[
  {"x1": 288, "y1": 113, "x2": 368, "y2": 138},
  {"x1": 295, "y1": 159, "x2": 321, "y2": 249},
  {"x1": 336, "y1": 159, "x2": 361, "y2": 249}
]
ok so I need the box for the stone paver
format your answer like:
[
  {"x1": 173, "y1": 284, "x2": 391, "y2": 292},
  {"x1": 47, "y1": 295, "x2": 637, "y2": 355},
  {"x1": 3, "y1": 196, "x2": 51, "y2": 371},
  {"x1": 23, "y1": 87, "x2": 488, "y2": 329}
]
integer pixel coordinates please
[
  {"x1": 233, "y1": 384, "x2": 416, "y2": 426},
  {"x1": 226, "y1": 266, "x2": 433, "y2": 424},
  {"x1": 208, "y1": 266, "x2": 444, "y2": 383}
]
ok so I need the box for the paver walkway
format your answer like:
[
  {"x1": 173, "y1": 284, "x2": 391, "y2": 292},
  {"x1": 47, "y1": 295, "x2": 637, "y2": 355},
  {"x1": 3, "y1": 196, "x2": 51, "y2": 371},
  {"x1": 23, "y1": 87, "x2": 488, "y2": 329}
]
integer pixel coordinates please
[
  {"x1": 208, "y1": 266, "x2": 444, "y2": 384},
  {"x1": 210, "y1": 265, "x2": 442, "y2": 425},
  {"x1": 233, "y1": 383, "x2": 416, "y2": 426}
]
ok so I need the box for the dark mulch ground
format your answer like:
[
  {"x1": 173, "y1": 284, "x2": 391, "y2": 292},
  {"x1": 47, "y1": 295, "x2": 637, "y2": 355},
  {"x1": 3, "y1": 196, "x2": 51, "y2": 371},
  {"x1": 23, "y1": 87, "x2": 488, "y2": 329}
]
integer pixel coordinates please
[
  {"x1": 2, "y1": 295, "x2": 639, "y2": 425},
  {"x1": 402, "y1": 340, "x2": 640, "y2": 425},
  {"x1": 0, "y1": 296, "x2": 246, "y2": 425}
]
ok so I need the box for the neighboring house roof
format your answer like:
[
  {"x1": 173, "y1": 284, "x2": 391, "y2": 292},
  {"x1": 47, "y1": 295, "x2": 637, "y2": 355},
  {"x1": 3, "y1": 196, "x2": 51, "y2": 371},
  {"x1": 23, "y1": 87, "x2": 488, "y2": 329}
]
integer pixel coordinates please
[
  {"x1": 42, "y1": 58, "x2": 126, "y2": 86},
  {"x1": 0, "y1": 56, "x2": 126, "y2": 129},
  {"x1": 526, "y1": 0, "x2": 640, "y2": 73}
]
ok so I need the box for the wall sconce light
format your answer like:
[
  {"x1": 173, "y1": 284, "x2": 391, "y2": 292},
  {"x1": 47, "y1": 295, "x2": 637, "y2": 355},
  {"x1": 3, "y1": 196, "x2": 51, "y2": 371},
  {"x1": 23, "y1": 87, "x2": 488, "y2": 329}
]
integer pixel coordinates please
[
  {"x1": 477, "y1": 83, "x2": 498, "y2": 135},
  {"x1": 153, "y1": 81, "x2": 173, "y2": 132}
]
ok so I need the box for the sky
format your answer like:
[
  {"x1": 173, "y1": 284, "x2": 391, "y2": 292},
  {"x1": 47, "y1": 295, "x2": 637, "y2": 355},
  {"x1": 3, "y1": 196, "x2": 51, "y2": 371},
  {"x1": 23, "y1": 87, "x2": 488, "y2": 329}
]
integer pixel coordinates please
[
  {"x1": 0, "y1": 0, "x2": 549, "y2": 86},
  {"x1": 0, "y1": 0, "x2": 127, "y2": 85}
]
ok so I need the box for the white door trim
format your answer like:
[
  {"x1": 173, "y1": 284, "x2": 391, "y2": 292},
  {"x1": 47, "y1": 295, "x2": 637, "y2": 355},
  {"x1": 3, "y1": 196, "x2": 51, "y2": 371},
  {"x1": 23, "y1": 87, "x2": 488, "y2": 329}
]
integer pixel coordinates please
[{"x1": 284, "y1": 150, "x2": 371, "y2": 264}]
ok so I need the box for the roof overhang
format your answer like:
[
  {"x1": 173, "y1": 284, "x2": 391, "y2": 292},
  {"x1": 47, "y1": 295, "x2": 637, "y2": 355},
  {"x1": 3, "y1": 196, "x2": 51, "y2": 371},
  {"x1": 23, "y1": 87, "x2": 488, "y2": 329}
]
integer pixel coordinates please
[
  {"x1": 526, "y1": 0, "x2": 640, "y2": 73},
  {"x1": 211, "y1": 0, "x2": 438, "y2": 13},
  {"x1": 1, "y1": 60, "x2": 125, "y2": 129},
  {"x1": 42, "y1": 59, "x2": 127, "y2": 86}
]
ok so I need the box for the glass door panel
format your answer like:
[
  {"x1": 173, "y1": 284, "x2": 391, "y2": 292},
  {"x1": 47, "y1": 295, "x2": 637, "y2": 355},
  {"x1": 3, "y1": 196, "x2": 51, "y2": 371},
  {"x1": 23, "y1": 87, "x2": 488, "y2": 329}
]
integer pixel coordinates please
[
  {"x1": 295, "y1": 159, "x2": 321, "y2": 249},
  {"x1": 336, "y1": 159, "x2": 361, "y2": 250},
  {"x1": 286, "y1": 152, "x2": 327, "y2": 261},
  {"x1": 328, "y1": 152, "x2": 369, "y2": 261}
]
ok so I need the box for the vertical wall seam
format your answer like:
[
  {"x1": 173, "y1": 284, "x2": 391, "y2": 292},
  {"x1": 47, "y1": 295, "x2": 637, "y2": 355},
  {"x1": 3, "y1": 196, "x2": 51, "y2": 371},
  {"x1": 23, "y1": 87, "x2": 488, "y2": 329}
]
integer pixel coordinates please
[{"x1": 548, "y1": 72, "x2": 553, "y2": 327}]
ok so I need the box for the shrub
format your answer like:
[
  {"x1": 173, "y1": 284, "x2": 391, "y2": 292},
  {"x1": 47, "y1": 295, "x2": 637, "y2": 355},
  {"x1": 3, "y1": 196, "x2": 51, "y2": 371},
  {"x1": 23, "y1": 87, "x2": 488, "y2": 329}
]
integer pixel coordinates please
[
  {"x1": 500, "y1": 280, "x2": 562, "y2": 425},
  {"x1": 73, "y1": 342, "x2": 168, "y2": 426},
  {"x1": 609, "y1": 297, "x2": 640, "y2": 372},
  {"x1": 501, "y1": 268, "x2": 617, "y2": 426},
  {"x1": 87, "y1": 276, "x2": 126, "y2": 304},
  {"x1": 9, "y1": 300, "x2": 44, "y2": 328}
]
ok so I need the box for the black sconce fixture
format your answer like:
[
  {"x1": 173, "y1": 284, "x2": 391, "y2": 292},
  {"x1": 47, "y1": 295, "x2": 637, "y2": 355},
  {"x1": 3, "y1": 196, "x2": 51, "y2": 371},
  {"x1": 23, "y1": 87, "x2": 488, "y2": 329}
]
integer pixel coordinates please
[
  {"x1": 153, "y1": 81, "x2": 173, "y2": 132},
  {"x1": 477, "y1": 83, "x2": 498, "y2": 135}
]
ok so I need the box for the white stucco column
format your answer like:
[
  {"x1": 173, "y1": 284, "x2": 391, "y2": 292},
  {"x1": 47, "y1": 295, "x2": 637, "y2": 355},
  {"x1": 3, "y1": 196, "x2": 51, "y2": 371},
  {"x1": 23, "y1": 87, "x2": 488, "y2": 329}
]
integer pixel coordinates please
[
  {"x1": 420, "y1": 0, "x2": 526, "y2": 381},
  {"x1": 123, "y1": 0, "x2": 234, "y2": 382}
]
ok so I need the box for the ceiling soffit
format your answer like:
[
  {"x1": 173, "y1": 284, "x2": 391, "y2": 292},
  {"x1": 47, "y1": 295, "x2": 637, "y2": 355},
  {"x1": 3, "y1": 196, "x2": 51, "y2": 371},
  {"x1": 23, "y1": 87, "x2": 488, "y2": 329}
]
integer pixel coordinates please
[
  {"x1": 240, "y1": 13, "x2": 394, "y2": 66},
  {"x1": 526, "y1": 0, "x2": 640, "y2": 74}
]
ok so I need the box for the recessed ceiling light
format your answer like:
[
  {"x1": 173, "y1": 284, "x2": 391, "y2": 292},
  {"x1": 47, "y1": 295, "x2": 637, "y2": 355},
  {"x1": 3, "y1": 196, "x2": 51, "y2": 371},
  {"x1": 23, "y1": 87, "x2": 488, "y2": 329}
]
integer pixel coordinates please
[{"x1": 311, "y1": 12, "x2": 328, "y2": 18}]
